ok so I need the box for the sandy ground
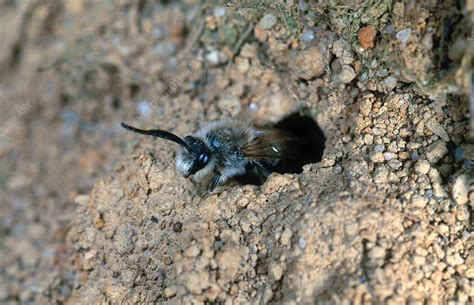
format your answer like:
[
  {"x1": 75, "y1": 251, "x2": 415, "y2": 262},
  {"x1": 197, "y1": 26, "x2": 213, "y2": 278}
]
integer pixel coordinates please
[{"x1": 0, "y1": 1, "x2": 473, "y2": 304}]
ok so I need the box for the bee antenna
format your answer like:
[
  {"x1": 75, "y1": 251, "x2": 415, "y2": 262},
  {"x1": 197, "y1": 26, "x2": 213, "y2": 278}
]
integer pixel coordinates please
[{"x1": 121, "y1": 122, "x2": 191, "y2": 151}]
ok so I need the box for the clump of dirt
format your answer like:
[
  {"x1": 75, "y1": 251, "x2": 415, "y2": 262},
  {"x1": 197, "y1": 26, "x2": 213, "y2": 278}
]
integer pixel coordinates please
[{"x1": 0, "y1": 0, "x2": 472, "y2": 304}]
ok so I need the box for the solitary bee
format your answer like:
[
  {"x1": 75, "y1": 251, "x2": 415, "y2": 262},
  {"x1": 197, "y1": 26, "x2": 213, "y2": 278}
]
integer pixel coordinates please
[{"x1": 121, "y1": 118, "x2": 320, "y2": 192}]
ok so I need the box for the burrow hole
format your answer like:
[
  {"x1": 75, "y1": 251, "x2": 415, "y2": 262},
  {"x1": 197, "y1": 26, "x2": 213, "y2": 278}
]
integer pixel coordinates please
[{"x1": 236, "y1": 112, "x2": 326, "y2": 186}]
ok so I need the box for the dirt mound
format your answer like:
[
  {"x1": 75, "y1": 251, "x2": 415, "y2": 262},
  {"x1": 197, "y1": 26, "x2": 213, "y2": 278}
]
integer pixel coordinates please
[{"x1": 0, "y1": 1, "x2": 472, "y2": 304}]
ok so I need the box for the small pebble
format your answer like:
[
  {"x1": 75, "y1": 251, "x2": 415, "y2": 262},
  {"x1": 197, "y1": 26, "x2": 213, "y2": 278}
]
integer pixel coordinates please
[
  {"x1": 410, "y1": 194, "x2": 427, "y2": 208},
  {"x1": 321, "y1": 157, "x2": 336, "y2": 167},
  {"x1": 396, "y1": 28, "x2": 412, "y2": 44},
  {"x1": 376, "y1": 69, "x2": 388, "y2": 77},
  {"x1": 301, "y1": 30, "x2": 315, "y2": 43},
  {"x1": 425, "y1": 189, "x2": 433, "y2": 199},
  {"x1": 359, "y1": 99, "x2": 373, "y2": 116},
  {"x1": 454, "y1": 147, "x2": 463, "y2": 161},
  {"x1": 374, "y1": 145, "x2": 386, "y2": 153},
  {"x1": 452, "y1": 175, "x2": 469, "y2": 205},
  {"x1": 446, "y1": 253, "x2": 464, "y2": 266},
  {"x1": 358, "y1": 26, "x2": 377, "y2": 49},
  {"x1": 371, "y1": 59, "x2": 378, "y2": 69},
  {"x1": 364, "y1": 134, "x2": 374, "y2": 145},
  {"x1": 184, "y1": 245, "x2": 200, "y2": 257},
  {"x1": 382, "y1": 76, "x2": 398, "y2": 90},
  {"x1": 332, "y1": 38, "x2": 354, "y2": 64},
  {"x1": 370, "y1": 152, "x2": 385, "y2": 163},
  {"x1": 339, "y1": 65, "x2": 356, "y2": 83},
  {"x1": 388, "y1": 159, "x2": 403, "y2": 170},
  {"x1": 293, "y1": 47, "x2": 325, "y2": 80},
  {"x1": 269, "y1": 263, "x2": 283, "y2": 281},
  {"x1": 249, "y1": 103, "x2": 258, "y2": 112},
  {"x1": 206, "y1": 50, "x2": 220, "y2": 65},
  {"x1": 414, "y1": 160, "x2": 430, "y2": 175},
  {"x1": 413, "y1": 255, "x2": 426, "y2": 266},
  {"x1": 427, "y1": 119, "x2": 450, "y2": 142},
  {"x1": 259, "y1": 13, "x2": 277, "y2": 30},
  {"x1": 386, "y1": 24, "x2": 395, "y2": 34},
  {"x1": 280, "y1": 228, "x2": 292, "y2": 246},
  {"x1": 425, "y1": 140, "x2": 448, "y2": 163},
  {"x1": 298, "y1": 238, "x2": 307, "y2": 249},
  {"x1": 383, "y1": 152, "x2": 397, "y2": 161},
  {"x1": 373, "y1": 165, "x2": 389, "y2": 183},
  {"x1": 164, "y1": 285, "x2": 178, "y2": 298}
]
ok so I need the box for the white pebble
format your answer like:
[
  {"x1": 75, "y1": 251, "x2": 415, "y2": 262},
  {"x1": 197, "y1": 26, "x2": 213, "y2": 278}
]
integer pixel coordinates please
[
  {"x1": 383, "y1": 152, "x2": 397, "y2": 161},
  {"x1": 374, "y1": 144, "x2": 385, "y2": 153},
  {"x1": 301, "y1": 30, "x2": 315, "y2": 43},
  {"x1": 396, "y1": 28, "x2": 412, "y2": 44},
  {"x1": 298, "y1": 238, "x2": 307, "y2": 249},
  {"x1": 249, "y1": 103, "x2": 258, "y2": 111},
  {"x1": 206, "y1": 50, "x2": 220, "y2": 65}
]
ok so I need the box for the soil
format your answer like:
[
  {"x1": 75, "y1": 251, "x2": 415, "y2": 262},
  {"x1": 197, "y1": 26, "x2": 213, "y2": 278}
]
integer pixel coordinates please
[{"x1": 0, "y1": 1, "x2": 473, "y2": 304}]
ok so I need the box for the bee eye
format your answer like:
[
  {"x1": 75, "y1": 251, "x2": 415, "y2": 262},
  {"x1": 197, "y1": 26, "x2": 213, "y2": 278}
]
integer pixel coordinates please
[{"x1": 198, "y1": 153, "x2": 208, "y2": 164}]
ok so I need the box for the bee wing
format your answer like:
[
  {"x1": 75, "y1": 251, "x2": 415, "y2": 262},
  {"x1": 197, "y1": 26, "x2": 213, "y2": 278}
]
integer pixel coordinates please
[{"x1": 242, "y1": 128, "x2": 295, "y2": 163}]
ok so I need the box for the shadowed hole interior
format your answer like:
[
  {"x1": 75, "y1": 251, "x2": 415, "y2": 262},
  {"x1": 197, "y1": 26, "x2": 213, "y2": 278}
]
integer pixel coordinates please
[{"x1": 236, "y1": 113, "x2": 326, "y2": 186}]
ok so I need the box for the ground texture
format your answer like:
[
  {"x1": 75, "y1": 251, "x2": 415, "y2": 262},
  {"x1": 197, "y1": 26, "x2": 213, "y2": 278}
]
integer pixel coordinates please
[{"x1": 0, "y1": 1, "x2": 473, "y2": 304}]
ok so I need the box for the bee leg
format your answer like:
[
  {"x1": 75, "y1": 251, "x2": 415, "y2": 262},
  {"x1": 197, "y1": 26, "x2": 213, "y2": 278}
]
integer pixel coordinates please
[
  {"x1": 254, "y1": 162, "x2": 269, "y2": 184},
  {"x1": 208, "y1": 172, "x2": 221, "y2": 193}
]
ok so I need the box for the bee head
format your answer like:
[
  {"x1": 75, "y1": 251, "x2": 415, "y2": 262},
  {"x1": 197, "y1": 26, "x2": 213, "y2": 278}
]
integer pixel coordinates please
[
  {"x1": 120, "y1": 122, "x2": 212, "y2": 178},
  {"x1": 176, "y1": 136, "x2": 212, "y2": 178}
]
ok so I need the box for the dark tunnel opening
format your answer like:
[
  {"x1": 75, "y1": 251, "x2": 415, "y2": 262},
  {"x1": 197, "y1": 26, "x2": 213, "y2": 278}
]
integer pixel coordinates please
[{"x1": 236, "y1": 112, "x2": 326, "y2": 186}]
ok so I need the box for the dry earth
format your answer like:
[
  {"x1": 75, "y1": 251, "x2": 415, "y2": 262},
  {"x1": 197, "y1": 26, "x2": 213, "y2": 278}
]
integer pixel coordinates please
[{"x1": 0, "y1": 1, "x2": 473, "y2": 304}]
